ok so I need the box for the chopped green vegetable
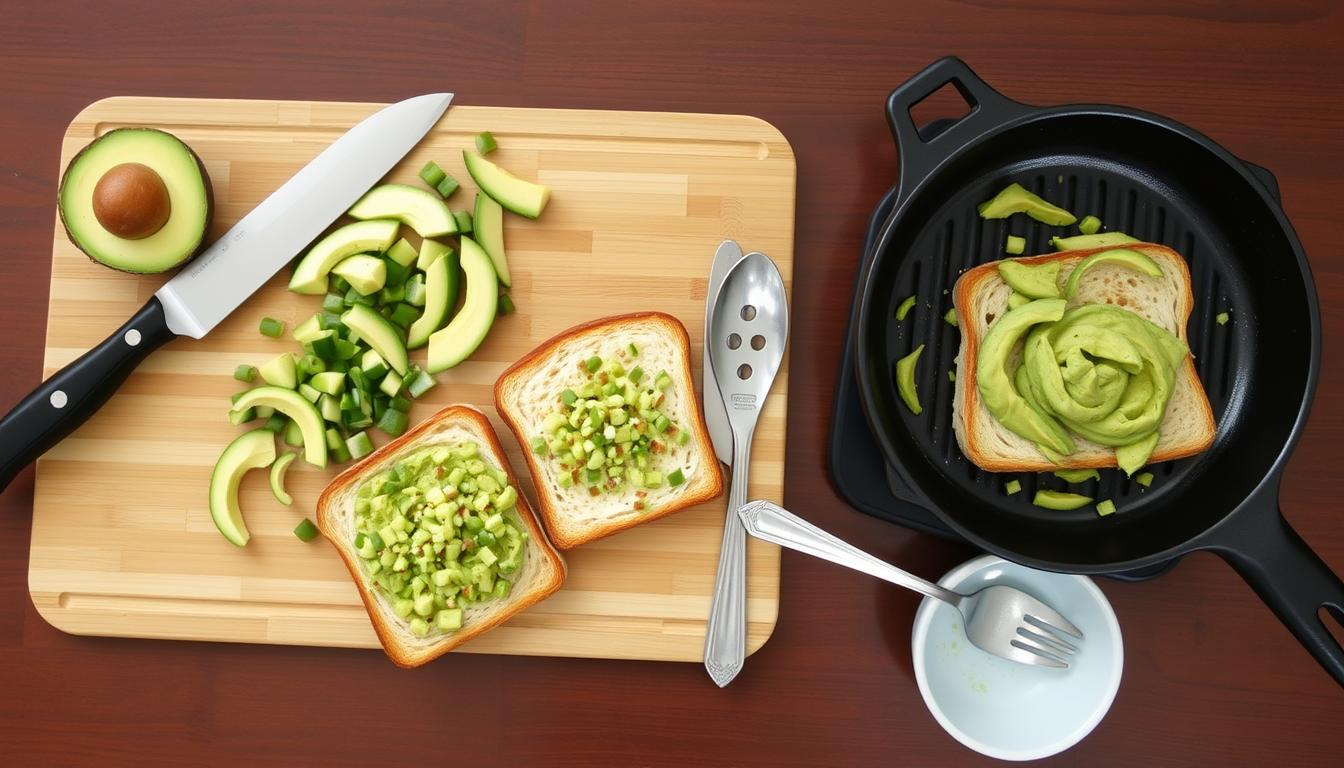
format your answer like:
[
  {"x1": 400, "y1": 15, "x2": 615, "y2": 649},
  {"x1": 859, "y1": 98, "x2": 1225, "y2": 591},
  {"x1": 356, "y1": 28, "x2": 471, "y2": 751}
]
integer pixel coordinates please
[
  {"x1": 346, "y1": 431, "x2": 374, "y2": 459},
  {"x1": 498, "y1": 293, "x2": 516, "y2": 316},
  {"x1": 1078, "y1": 215, "x2": 1102, "y2": 235},
  {"x1": 895, "y1": 295, "x2": 917, "y2": 321},
  {"x1": 475, "y1": 131, "x2": 498, "y2": 155},
  {"x1": 1135, "y1": 471, "x2": 1154, "y2": 488},
  {"x1": 259, "y1": 316, "x2": 285, "y2": 338},
  {"x1": 375, "y1": 408, "x2": 409, "y2": 437},
  {"x1": 1216, "y1": 311, "x2": 1230, "y2": 326},
  {"x1": 1005, "y1": 235, "x2": 1026, "y2": 255},
  {"x1": 233, "y1": 365, "x2": 257, "y2": 382},
  {"x1": 435, "y1": 175, "x2": 459, "y2": 199},
  {"x1": 453, "y1": 209, "x2": 473, "y2": 234},
  {"x1": 944, "y1": 308, "x2": 958, "y2": 327},
  {"x1": 1005, "y1": 479, "x2": 1022, "y2": 495},
  {"x1": 293, "y1": 518, "x2": 320, "y2": 542},
  {"x1": 405, "y1": 368, "x2": 436, "y2": 398},
  {"x1": 418, "y1": 161, "x2": 447, "y2": 189},
  {"x1": 1096, "y1": 499, "x2": 1116, "y2": 516},
  {"x1": 948, "y1": 370, "x2": 956, "y2": 382},
  {"x1": 1053, "y1": 468, "x2": 1100, "y2": 484},
  {"x1": 895, "y1": 344, "x2": 924, "y2": 415}
]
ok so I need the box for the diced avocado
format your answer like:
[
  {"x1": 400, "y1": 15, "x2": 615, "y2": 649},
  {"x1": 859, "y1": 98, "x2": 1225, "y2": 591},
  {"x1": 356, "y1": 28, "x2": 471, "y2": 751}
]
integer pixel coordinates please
[
  {"x1": 346, "y1": 183, "x2": 458, "y2": 237},
  {"x1": 269, "y1": 451, "x2": 297, "y2": 506},
  {"x1": 209, "y1": 429, "x2": 276, "y2": 546},
  {"x1": 453, "y1": 209, "x2": 473, "y2": 234},
  {"x1": 1078, "y1": 215, "x2": 1102, "y2": 235},
  {"x1": 895, "y1": 344, "x2": 925, "y2": 415},
  {"x1": 407, "y1": 249, "x2": 460, "y2": 349},
  {"x1": 1216, "y1": 311, "x2": 1230, "y2": 326},
  {"x1": 977, "y1": 183, "x2": 1076, "y2": 226},
  {"x1": 290, "y1": 219, "x2": 400, "y2": 294},
  {"x1": 1004, "y1": 479, "x2": 1022, "y2": 495},
  {"x1": 331, "y1": 254, "x2": 387, "y2": 296},
  {"x1": 1115, "y1": 431, "x2": 1160, "y2": 477},
  {"x1": 1064, "y1": 248, "x2": 1163, "y2": 298},
  {"x1": 473, "y1": 191, "x2": 512, "y2": 287},
  {"x1": 259, "y1": 352, "x2": 298, "y2": 389},
  {"x1": 385, "y1": 238, "x2": 419, "y2": 268},
  {"x1": 58, "y1": 128, "x2": 212, "y2": 274},
  {"x1": 346, "y1": 431, "x2": 374, "y2": 459},
  {"x1": 1005, "y1": 235, "x2": 1026, "y2": 255},
  {"x1": 231, "y1": 386, "x2": 327, "y2": 468},
  {"x1": 341, "y1": 303, "x2": 408, "y2": 375},
  {"x1": 944, "y1": 308, "x2": 958, "y2": 327},
  {"x1": 463, "y1": 151, "x2": 551, "y2": 219},
  {"x1": 895, "y1": 294, "x2": 916, "y2": 321},
  {"x1": 427, "y1": 237, "x2": 498, "y2": 372},
  {"x1": 998, "y1": 260, "x2": 1061, "y2": 299},
  {"x1": 1096, "y1": 499, "x2": 1116, "y2": 516},
  {"x1": 1135, "y1": 471, "x2": 1155, "y2": 488},
  {"x1": 308, "y1": 371, "x2": 346, "y2": 397},
  {"x1": 1051, "y1": 232, "x2": 1139, "y2": 251},
  {"x1": 1032, "y1": 490, "x2": 1093, "y2": 510},
  {"x1": 1053, "y1": 468, "x2": 1099, "y2": 483}
]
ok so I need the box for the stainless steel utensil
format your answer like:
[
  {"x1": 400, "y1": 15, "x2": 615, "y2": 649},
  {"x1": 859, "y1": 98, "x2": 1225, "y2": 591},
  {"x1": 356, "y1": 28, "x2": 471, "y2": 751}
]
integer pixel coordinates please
[
  {"x1": 703, "y1": 252, "x2": 788, "y2": 686},
  {"x1": 703, "y1": 240, "x2": 746, "y2": 466},
  {"x1": 738, "y1": 500, "x2": 1085, "y2": 668},
  {"x1": 0, "y1": 93, "x2": 454, "y2": 491}
]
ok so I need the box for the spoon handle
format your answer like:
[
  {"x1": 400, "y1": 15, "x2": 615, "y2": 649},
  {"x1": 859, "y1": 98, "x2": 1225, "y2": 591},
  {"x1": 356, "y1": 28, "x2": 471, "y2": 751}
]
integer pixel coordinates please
[
  {"x1": 738, "y1": 500, "x2": 961, "y2": 606},
  {"x1": 703, "y1": 426, "x2": 753, "y2": 687}
]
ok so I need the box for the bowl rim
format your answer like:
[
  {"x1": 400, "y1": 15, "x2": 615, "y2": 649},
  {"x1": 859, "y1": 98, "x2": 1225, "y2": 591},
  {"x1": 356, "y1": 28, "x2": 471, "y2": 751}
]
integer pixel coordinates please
[{"x1": 910, "y1": 554, "x2": 1124, "y2": 761}]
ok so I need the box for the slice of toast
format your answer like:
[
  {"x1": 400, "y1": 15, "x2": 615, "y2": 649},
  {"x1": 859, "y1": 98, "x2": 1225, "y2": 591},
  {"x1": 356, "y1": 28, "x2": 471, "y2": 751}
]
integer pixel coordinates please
[
  {"x1": 952, "y1": 243, "x2": 1216, "y2": 472},
  {"x1": 495, "y1": 312, "x2": 724, "y2": 549},
  {"x1": 316, "y1": 405, "x2": 566, "y2": 668}
]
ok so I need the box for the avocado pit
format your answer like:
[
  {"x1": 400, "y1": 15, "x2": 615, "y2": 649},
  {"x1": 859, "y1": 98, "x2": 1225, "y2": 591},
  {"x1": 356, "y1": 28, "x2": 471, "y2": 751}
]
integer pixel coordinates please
[{"x1": 92, "y1": 162, "x2": 172, "y2": 240}]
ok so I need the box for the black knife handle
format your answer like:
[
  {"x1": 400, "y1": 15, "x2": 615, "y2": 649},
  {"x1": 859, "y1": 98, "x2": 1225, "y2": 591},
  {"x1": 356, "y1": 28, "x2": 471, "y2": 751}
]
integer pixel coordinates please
[{"x1": 0, "y1": 296, "x2": 176, "y2": 493}]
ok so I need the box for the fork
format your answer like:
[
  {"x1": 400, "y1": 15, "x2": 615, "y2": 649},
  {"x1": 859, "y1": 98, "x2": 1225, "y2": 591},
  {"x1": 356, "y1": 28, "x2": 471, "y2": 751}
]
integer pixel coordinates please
[{"x1": 737, "y1": 500, "x2": 1084, "y2": 668}]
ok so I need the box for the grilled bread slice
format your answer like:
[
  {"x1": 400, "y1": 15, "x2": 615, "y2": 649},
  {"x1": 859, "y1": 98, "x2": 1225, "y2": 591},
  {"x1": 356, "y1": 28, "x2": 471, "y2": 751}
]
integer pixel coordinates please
[
  {"x1": 316, "y1": 405, "x2": 565, "y2": 668},
  {"x1": 951, "y1": 243, "x2": 1215, "y2": 472},
  {"x1": 495, "y1": 312, "x2": 724, "y2": 549}
]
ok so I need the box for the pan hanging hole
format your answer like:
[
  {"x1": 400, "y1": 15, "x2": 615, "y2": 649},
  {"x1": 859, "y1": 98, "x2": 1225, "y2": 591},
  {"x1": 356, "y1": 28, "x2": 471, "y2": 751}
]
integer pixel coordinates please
[
  {"x1": 741, "y1": 305, "x2": 757, "y2": 321},
  {"x1": 750, "y1": 335, "x2": 766, "y2": 351},
  {"x1": 737, "y1": 364, "x2": 753, "y2": 380},
  {"x1": 727, "y1": 333, "x2": 741, "y2": 350}
]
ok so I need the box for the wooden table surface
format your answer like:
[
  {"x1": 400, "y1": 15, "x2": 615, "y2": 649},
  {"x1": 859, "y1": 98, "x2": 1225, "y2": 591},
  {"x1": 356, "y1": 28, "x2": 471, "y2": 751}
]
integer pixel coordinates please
[{"x1": 2, "y1": 1, "x2": 1341, "y2": 765}]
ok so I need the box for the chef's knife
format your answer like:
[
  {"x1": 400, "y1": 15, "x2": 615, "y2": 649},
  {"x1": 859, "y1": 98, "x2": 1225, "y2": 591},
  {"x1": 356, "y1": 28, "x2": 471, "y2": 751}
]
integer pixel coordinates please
[
  {"x1": 704, "y1": 240, "x2": 746, "y2": 465},
  {"x1": 0, "y1": 93, "x2": 453, "y2": 492}
]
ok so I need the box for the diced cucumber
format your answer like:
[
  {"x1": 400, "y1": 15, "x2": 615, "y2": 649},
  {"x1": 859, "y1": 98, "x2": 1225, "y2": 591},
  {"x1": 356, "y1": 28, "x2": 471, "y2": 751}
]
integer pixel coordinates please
[
  {"x1": 298, "y1": 382, "x2": 322, "y2": 403},
  {"x1": 283, "y1": 418, "x2": 305, "y2": 447},
  {"x1": 404, "y1": 274, "x2": 427, "y2": 307},
  {"x1": 318, "y1": 393, "x2": 342, "y2": 423},
  {"x1": 435, "y1": 175, "x2": 459, "y2": 199},
  {"x1": 228, "y1": 407, "x2": 257, "y2": 426},
  {"x1": 380, "y1": 370, "x2": 405, "y2": 398},
  {"x1": 405, "y1": 368, "x2": 436, "y2": 398},
  {"x1": 346, "y1": 431, "x2": 375, "y2": 459},
  {"x1": 293, "y1": 518, "x2": 320, "y2": 542},
  {"x1": 233, "y1": 365, "x2": 256, "y2": 383},
  {"x1": 305, "y1": 330, "x2": 338, "y2": 360},
  {"x1": 263, "y1": 414, "x2": 288, "y2": 433},
  {"x1": 418, "y1": 161, "x2": 447, "y2": 188},
  {"x1": 387, "y1": 302, "x2": 421, "y2": 329}
]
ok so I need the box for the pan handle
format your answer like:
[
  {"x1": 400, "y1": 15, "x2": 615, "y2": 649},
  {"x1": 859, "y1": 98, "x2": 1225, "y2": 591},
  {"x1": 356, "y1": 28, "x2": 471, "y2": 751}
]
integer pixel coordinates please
[
  {"x1": 885, "y1": 57, "x2": 1030, "y2": 202},
  {"x1": 1203, "y1": 480, "x2": 1344, "y2": 687}
]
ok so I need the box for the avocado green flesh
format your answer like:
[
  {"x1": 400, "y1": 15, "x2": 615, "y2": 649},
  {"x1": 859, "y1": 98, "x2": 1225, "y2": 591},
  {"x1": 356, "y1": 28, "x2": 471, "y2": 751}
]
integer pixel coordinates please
[
  {"x1": 1007, "y1": 291, "x2": 1031, "y2": 309},
  {"x1": 977, "y1": 299, "x2": 1075, "y2": 455},
  {"x1": 473, "y1": 191, "x2": 512, "y2": 286},
  {"x1": 998, "y1": 260, "x2": 1061, "y2": 299},
  {"x1": 977, "y1": 183, "x2": 1076, "y2": 226},
  {"x1": 1063, "y1": 248, "x2": 1163, "y2": 298},
  {"x1": 59, "y1": 128, "x2": 211, "y2": 273},
  {"x1": 428, "y1": 237, "x2": 498, "y2": 372},
  {"x1": 342, "y1": 303, "x2": 408, "y2": 375},
  {"x1": 347, "y1": 184, "x2": 457, "y2": 238},
  {"x1": 463, "y1": 151, "x2": 551, "y2": 219},
  {"x1": 407, "y1": 249, "x2": 458, "y2": 349},
  {"x1": 232, "y1": 386, "x2": 326, "y2": 467},
  {"x1": 1032, "y1": 490, "x2": 1093, "y2": 510},
  {"x1": 1051, "y1": 232, "x2": 1138, "y2": 251},
  {"x1": 269, "y1": 451, "x2": 297, "y2": 506},
  {"x1": 290, "y1": 219, "x2": 399, "y2": 294},
  {"x1": 895, "y1": 344, "x2": 925, "y2": 415},
  {"x1": 352, "y1": 443, "x2": 529, "y2": 636},
  {"x1": 331, "y1": 254, "x2": 387, "y2": 295},
  {"x1": 209, "y1": 429, "x2": 276, "y2": 547}
]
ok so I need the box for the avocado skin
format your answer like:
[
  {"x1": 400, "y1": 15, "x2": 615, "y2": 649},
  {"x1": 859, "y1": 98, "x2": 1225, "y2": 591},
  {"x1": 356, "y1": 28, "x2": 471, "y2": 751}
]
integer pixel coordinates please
[{"x1": 58, "y1": 128, "x2": 215, "y2": 274}]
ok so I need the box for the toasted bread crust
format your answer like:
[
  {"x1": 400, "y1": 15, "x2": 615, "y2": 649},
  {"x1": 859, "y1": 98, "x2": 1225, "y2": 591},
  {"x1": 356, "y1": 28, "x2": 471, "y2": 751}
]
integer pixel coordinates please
[
  {"x1": 953, "y1": 244, "x2": 1216, "y2": 472},
  {"x1": 316, "y1": 405, "x2": 566, "y2": 668},
  {"x1": 494, "y1": 312, "x2": 724, "y2": 549}
]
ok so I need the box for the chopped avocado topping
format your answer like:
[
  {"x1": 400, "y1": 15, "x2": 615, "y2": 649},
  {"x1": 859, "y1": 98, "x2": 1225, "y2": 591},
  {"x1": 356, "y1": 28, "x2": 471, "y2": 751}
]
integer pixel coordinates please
[
  {"x1": 1005, "y1": 235, "x2": 1026, "y2": 255},
  {"x1": 259, "y1": 316, "x2": 286, "y2": 338},
  {"x1": 342, "y1": 303, "x2": 408, "y2": 375},
  {"x1": 475, "y1": 131, "x2": 498, "y2": 155},
  {"x1": 1053, "y1": 468, "x2": 1099, "y2": 484},
  {"x1": 1032, "y1": 490, "x2": 1093, "y2": 510},
  {"x1": 977, "y1": 183, "x2": 1076, "y2": 226},
  {"x1": 1064, "y1": 248, "x2": 1163, "y2": 299},
  {"x1": 534, "y1": 352, "x2": 688, "y2": 501},
  {"x1": 944, "y1": 308, "x2": 958, "y2": 327},
  {"x1": 1096, "y1": 499, "x2": 1116, "y2": 516},
  {"x1": 1135, "y1": 471, "x2": 1155, "y2": 488},
  {"x1": 895, "y1": 344, "x2": 924, "y2": 415},
  {"x1": 1115, "y1": 431, "x2": 1160, "y2": 476},
  {"x1": 998, "y1": 260, "x2": 1062, "y2": 299},
  {"x1": 418, "y1": 161, "x2": 446, "y2": 188},
  {"x1": 1216, "y1": 311, "x2": 1230, "y2": 326},
  {"x1": 1051, "y1": 232, "x2": 1138, "y2": 251},
  {"x1": 269, "y1": 451, "x2": 297, "y2": 506},
  {"x1": 352, "y1": 443, "x2": 529, "y2": 636},
  {"x1": 1005, "y1": 479, "x2": 1022, "y2": 495},
  {"x1": 895, "y1": 295, "x2": 917, "y2": 321},
  {"x1": 1078, "y1": 216, "x2": 1102, "y2": 235}
]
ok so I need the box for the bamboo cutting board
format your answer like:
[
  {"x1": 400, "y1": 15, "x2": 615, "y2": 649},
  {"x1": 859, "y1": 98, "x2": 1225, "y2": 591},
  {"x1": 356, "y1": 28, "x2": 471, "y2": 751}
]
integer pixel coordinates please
[{"x1": 28, "y1": 97, "x2": 793, "y2": 662}]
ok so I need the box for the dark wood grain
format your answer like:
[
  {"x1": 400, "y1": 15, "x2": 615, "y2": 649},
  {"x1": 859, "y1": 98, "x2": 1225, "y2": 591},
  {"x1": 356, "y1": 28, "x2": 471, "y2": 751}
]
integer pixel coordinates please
[{"x1": 2, "y1": 1, "x2": 1342, "y2": 765}]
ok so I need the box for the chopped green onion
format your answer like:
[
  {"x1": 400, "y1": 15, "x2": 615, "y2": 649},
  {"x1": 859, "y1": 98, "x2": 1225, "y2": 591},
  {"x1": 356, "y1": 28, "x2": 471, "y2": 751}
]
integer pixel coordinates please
[
  {"x1": 419, "y1": 161, "x2": 447, "y2": 188},
  {"x1": 475, "y1": 132, "x2": 498, "y2": 154},
  {"x1": 293, "y1": 518, "x2": 320, "y2": 542},
  {"x1": 948, "y1": 370, "x2": 956, "y2": 382},
  {"x1": 1135, "y1": 472, "x2": 1155, "y2": 488},
  {"x1": 436, "y1": 175, "x2": 459, "y2": 199},
  {"x1": 259, "y1": 317, "x2": 285, "y2": 338},
  {"x1": 233, "y1": 365, "x2": 257, "y2": 382},
  {"x1": 389, "y1": 395, "x2": 412, "y2": 413},
  {"x1": 453, "y1": 209, "x2": 473, "y2": 233},
  {"x1": 346, "y1": 431, "x2": 374, "y2": 459},
  {"x1": 498, "y1": 293, "x2": 516, "y2": 316},
  {"x1": 405, "y1": 369, "x2": 436, "y2": 398}
]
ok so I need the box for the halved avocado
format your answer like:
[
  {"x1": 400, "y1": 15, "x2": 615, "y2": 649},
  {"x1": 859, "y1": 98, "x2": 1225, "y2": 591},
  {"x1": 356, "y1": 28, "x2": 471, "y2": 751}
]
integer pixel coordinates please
[
  {"x1": 58, "y1": 128, "x2": 213, "y2": 273},
  {"x1": 231, "y1": 386, "x2": 326, "y2": 467},
  {"x1": 407, "y1": 249, "x2": 459, "y2": 349},
  {"x1": 289, "y1": 219, "x2": 399, "y2": 294},
  {"x1": 342, "y1": 303, "x2": 408, "y2": 375},
  {"x1": 428, "y1": 237, "x2": 498, "y2": 372},
  {"x1": 209, "y1": 429, "x2": 276, "y2": 547},
  {"x1": 473, "y1": 191, "x2": 511, "y2": 287},
  {"x1": 347, "y1": 184, "x2": 457, "y2": 237},
  {"x1": 463, "y1": 151, "x2": 550, "y2": 219}
]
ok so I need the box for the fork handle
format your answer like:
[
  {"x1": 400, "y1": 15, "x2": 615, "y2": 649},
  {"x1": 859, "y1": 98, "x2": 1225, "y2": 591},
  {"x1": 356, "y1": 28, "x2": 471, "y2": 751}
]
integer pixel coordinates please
[{"x1": 738, "y1": 500, "x2": 962, "y2": 606}]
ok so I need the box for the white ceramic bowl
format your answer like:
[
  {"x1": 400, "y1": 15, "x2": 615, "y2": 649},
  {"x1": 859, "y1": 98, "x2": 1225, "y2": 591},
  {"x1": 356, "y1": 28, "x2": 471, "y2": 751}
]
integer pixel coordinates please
[{"x1": 910, "y1": 555, "x2": 1123, "y2": 761}]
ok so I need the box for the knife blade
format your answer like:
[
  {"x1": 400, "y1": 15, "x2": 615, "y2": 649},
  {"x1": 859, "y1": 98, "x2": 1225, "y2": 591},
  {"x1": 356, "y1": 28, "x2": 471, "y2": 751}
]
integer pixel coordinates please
[
  {"x1": 704, "y1": 240, "x2": 746, "y2": 465},
  {"x1": 0, "y1": 93, "x2": 453, "y2": 492}
]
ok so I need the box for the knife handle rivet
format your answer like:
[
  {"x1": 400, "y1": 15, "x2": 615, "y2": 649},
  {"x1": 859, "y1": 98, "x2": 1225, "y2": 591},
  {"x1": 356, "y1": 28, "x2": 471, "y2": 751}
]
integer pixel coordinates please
[
  {"x1": 50, "y1": 390, "x2": 68, "y2": 409},
  {"x1": 124, "y1": 329, "x2": 142, "y2": 347}
]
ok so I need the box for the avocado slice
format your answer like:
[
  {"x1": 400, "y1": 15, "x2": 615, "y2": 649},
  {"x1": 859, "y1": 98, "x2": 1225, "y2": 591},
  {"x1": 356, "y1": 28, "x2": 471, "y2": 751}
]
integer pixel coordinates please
[
  {"x1": 895, "y1": 344, "x2": 925, "y2": 415},
  {"x1": 977, "y1": 183, "x2": 1076, "y2": 226},
  {"x1": 209, "y1": 429, "x2": 276, "y2": 547},
  {"x1": 1051, "y1": 232, "x2": 1139, "y2": 251},
  {"x1": 269, "y1": 451, "x2": 297, "y2": 506},
  {"x1": 231, "y1": 386, "x2": 326, "y2": 467},
  {"x1": 58, "y1": 128, "x2": 213, "y2": 273},
  {"x1": 463, "y1": 151, "x2": 551, "y2": 219},
  {"x1": 347, "y1": 184, "x2": 458, "y2": 237},
  {"x1": 976, "y1": 298, "x2": 1076, "y2": 456},
  {"x1": 473, "y1": 191, "x2": 512, "y2": 286},
  {"x1": 428, "y1": 237, "x2": 498, "y2": 372},
  {"x1": 289, "y1": 219, "x2": 399, "y2": 295},
  {"x1": 1064, "y1": 248, "x2": 1164, "y2": 298},
  {"x1": 331, "y1": 254, "x2": 387, "y2": 295},
  {"x1": 341, "y1": 303, "x2": 408, "y2": 375},
  {"x1": 998, "y1": 260, "x2": 1061, "y2": 299},
  {"x1": 407, "y1": 249, "x2": 460, "y2": 349}
]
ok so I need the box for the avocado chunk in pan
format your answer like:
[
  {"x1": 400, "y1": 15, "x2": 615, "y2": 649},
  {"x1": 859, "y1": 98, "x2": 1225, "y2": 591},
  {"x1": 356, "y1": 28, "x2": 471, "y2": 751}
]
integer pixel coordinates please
[{"x1": 58, "y1": 128, "x2": 213, "y2": 273}]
